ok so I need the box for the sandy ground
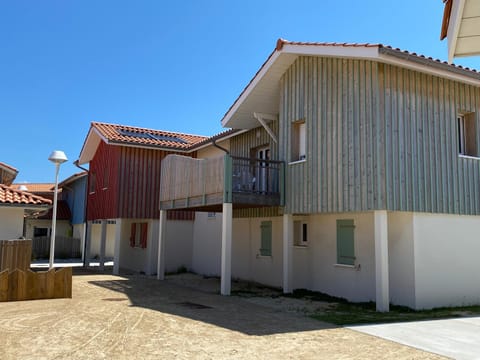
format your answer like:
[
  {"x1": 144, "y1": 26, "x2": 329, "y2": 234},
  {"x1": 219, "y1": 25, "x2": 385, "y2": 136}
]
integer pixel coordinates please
[{"x1": 0, "y1": 270, "x2": 445, "y2": 359}]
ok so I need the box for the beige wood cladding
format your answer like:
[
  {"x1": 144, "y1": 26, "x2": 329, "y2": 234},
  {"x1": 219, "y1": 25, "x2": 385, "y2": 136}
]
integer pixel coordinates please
[
  {"x1": 160, "y1": 155, "x2": 225, "y2": 205},
  {"x1": 280, "y1": 56, "x2": 480, "y2": 215}
]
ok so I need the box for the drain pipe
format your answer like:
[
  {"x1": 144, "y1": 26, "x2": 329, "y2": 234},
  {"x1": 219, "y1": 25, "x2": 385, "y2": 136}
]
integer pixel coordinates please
[
  {"x1": 212, "y1": 138, "x2": 229, "y2": 154},
  {"x1": 73, "y1": 160, "x2": 90, "y2": 267}
]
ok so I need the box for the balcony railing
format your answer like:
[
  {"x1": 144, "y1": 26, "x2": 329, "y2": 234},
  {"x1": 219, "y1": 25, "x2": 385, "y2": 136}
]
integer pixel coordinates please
[{"x1": 160, "y1": 154, "x2": 284, "y2": 210}]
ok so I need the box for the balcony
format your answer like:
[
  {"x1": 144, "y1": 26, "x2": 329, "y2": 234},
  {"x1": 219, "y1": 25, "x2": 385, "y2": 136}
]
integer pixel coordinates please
[{"x1": 159, "y1": 154, "x2": 284, "y2": 211}]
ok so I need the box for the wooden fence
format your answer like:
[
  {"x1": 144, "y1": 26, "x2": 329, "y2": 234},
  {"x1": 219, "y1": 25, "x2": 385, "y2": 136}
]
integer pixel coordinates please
[
  {"x1": 0, "y1": 239, "x2": 32, "y2": 272},
  {"x1": 0, "y1": 267, "x2": 72, "y2": 301},
  {"x1": 32, "y1": 236, "x2": 81, "y2": 259}
]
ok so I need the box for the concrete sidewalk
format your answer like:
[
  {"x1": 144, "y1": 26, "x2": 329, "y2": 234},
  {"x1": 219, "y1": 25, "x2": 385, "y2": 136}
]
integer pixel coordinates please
[{"x1": 349, "y1": 316, "x2": 480, "y2": 360}]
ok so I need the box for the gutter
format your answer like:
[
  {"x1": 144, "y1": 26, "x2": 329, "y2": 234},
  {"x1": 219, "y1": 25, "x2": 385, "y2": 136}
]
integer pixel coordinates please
[{"x1": 74, "y1": 160, "x2": 89, "y2": 267}]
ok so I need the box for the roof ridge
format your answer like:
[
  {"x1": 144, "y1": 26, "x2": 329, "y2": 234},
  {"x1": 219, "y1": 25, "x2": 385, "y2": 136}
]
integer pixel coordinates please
[{"x1": 91, "y1": 121, "x2": 209, "y2": 139}]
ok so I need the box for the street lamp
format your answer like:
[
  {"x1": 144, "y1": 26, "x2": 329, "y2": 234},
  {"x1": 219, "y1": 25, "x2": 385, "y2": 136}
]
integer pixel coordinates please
[{"x1": 48, "y1": 150, "x2": 68, "y2": 269}]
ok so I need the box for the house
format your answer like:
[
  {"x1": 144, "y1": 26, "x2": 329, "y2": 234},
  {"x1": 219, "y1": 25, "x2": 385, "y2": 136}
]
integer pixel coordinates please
[
  {"x1": 0, "y1": 182, "x2": 51, "y2": 240},
  {"x1": 77, "y1": 121, "x2": 216, "y2": 274},
  {"x1": 12, "y1": 183, "x2": 72, "y2": 245},
  {"x1": 158, "y1": 39, "x2": 480, "y2": 311},
  {"x1": 57, "y1": 172, "x2": 88, "y2": 259},
  {"x1": 441, "y1": 0, "x2": 480, "y2": 62}
]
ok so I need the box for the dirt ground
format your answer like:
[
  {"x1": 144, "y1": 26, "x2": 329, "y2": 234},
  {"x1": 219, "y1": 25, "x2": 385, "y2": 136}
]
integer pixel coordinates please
[{"x1": 0, "y1": 269, "x2": 445, "y2": 359}]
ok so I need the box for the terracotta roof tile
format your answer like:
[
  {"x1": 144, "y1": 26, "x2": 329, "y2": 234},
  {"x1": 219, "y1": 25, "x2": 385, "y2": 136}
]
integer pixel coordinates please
[
  {"x1": 0, "y1": 184, "x2": 52, "y2": 206},
  {"x1": 12, "y1": 183, "x2": 55, "y2": 193},
  {"x1": 92, "y1": 122, "x2": 208, "y2": 150}
]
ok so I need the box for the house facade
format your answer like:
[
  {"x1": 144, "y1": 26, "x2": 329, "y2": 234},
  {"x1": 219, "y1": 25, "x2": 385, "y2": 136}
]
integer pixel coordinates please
[
  {"x1": 0, "y1": 184, "x2": 51, "y2": 240},
  {"x1": 77, "y1": 122, "x2": 210, "y2": 274},
  {"x1": 158, "y1": 40, "x2": 480, "y2": 311}
]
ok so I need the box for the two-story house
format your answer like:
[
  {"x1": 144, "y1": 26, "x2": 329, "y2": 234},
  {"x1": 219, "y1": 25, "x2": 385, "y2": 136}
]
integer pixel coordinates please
[
  {"x1": 77, "y1": 122, "x2": 211, "y2": 274},
  {"x1": 158, "y1": 39, "x2": 480, "y2": 311}
]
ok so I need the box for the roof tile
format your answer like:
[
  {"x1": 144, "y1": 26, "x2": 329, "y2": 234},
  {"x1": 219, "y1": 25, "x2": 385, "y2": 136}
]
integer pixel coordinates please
[
  {"x1": 0, "y1": 184, "x2": 52, "y2": 206},
  {"x1": 92, "y1": 122, "x2": 208, "y2": 150}
]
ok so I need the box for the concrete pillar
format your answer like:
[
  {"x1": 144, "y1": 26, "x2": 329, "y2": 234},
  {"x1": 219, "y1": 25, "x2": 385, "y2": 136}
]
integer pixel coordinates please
[
  {"x1": 84, "y1": 221, "x2": 92, "y2": 267},
  {"x1": 283, "y1": 214, "x2": 293, "y2": 293},
  {"x1": 99, "y1": 219, "x2": 107, "y2": 271},
  {"x1": 221, "y1": 203, "x2": 232, "y2": 295},
  {"x1": 374, "y1": 210, "x2": 389, "y2": 312},
  {"x1": 113, "y1": 219, "x2": 122, "y2": 275},
  {"x1": 157, "y1": 210, "x2": 167, "y2": 280},
  {"x1": 80, "y1": 223, "x2": 86, "y2": 262}
]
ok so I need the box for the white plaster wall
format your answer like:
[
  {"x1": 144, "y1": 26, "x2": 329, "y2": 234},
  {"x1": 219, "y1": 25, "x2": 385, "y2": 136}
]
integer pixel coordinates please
[
  {"x1": 191, "y1": 212, "x2": 222, "y2": 276},
  {"x1": 0, "y1": 207, "x2": 24, "y2": 239},
  {"x1": 388, "y1": 212, "x2": 416, "y2": 308},
  {"x1": 116, "y1": 218, "x2": 193, "y2": 275},
  {"x1": 196, "y1": 140, "x2": 230, "y2": 159},
  {"x1": 164, "y1": 220, "x2": 193, "y2": 273},
  {"x1": 25, "y1": 219, "x2": 71, "y2": 240},
  {"x1": 305, "y1": 213, "x2": 376, "y2": 302},
  {"x1": 413, "y1": 213, "x2": 480, "y2": 309},
  {"x1": 231, "y1": 217, "x2": 283, "y2": 288},
  {"x1": 73, "y1": 223, "x2": 86, "y2": 258},
  {"x1": 89, "y1": 222, "x2": 115, "y2": 258}
]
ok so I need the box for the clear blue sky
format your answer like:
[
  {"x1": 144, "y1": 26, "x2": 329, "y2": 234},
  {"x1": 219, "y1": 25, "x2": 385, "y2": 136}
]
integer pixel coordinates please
[{"x1": 1, "y1": 0, "x2": 478, "y2": 183}]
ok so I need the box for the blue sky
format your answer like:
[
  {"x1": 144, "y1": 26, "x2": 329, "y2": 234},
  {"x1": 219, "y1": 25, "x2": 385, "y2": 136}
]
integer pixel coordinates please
[{"x1": 1, "y1": 0, "x2": 478, "y2": 183}]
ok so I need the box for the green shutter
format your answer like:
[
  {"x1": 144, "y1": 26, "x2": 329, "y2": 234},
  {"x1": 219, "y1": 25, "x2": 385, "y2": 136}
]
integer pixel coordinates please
[
  {"x1": 260, "y1": 221, "x2": 272, "y2": 256},
  {"x1": 337, "y1": 219, "x2": 355, "y2": 265}
]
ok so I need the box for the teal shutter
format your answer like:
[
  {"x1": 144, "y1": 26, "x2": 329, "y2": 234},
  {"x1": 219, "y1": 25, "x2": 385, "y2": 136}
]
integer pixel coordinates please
[
  {"x1": 337, "y1": 219, "x2": 355, "y2": 265},
  {"x1": 260, "y1": 221, "x2": 272, "y2": 256}
]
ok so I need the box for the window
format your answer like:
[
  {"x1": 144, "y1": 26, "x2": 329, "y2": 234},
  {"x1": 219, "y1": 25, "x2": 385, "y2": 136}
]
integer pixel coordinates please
[
  {"x1": 336, "y1": 219, "x2": 355, "y2": 265},
  {"x1": 34, "y1": 227, "x2": 49, "y2": 237},
  {"x1": 293, "y1": 221, "x2": 308, "y2": 246},
  {"x1": 260, "y1": 221, "x2": 272, "y2": 256},
  {"x1": 458, "y1": 113, "x2": 477, "y2": 157},
  {"x1": 207, "y1": 212, "x2": 216, "y2": 219},
  {"x1": 103, "y1": 168, "x2": 109, "y2": 190},
  {"x1": 89, "y1": 172, "x2": 96, "y2": 193},
  {"x1": 129, "y1": 222, "x2": 148, "y2": 249},
  {"x1": 291, "y1": 120, "x2": 306, "y2": 161}
]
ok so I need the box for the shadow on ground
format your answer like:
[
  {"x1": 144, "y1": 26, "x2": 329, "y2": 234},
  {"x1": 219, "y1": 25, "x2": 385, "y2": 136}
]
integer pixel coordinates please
[{"x1": 84, "y1": 269, "x2": 335, "y2": 336}]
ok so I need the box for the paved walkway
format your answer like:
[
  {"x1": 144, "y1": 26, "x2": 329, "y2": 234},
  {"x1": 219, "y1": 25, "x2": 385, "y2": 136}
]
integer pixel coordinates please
[{"x1": 350, "y1": 317, "x2": 480, "y2": 360}]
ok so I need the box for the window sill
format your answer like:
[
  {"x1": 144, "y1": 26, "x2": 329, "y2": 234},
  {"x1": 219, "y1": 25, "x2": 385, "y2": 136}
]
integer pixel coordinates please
[
  {"x1": 334, "y1": 263, "x2": 356, "y2": 269},
  {"x1": 459, "y1": 154, "x2": 480, "y2": 160},
  {"x1": 293, "y1": 245, "x2": 308, "y2": 248},
  {"x1": 256, "y1": 254, "x2": 272, "y2": 259},
  {"x1": 288, "y1": 159, "x2": 306, "y2": 165}
]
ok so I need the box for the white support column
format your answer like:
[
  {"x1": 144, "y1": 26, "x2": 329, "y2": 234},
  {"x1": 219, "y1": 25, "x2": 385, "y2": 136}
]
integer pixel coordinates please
[
  {"x1": 113, "y1": 219, "x2": 122, "y2": 275},
  {"x1": 374, "y1": 210, "x2": 390, "y2": 312},
  {"x1": 80, "y1": 223, "x2": 86, "y2": 262},
  {"x1": 99, "y1": 219, "x2": 107, "y2": 271},
  {"x1": 283, "y1": 213, "x2": 293, "y2": 293},
  {"x1": 221, "y1": 203, "x2": 232, "y2": 295},
  {"x1": 84, "y1": 221, "x2": 92, "y2": 267},
  {"x1": 157, "y1": 210, "x2": 167, "y2": 280}
]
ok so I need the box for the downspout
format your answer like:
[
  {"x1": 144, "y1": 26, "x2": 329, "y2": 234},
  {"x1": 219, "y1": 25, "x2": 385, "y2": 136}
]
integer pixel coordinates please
[
  {"x1": 212, "y1": 138, "x2": 229, "y2": 154},
  {"x1": 74, "y1": 160, "x2": 89, "y2": 267}
]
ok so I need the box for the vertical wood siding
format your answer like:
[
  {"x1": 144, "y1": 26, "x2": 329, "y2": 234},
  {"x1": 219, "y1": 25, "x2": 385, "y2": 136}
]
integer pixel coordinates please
[
  {"x1": 88, "y1": 143, "x2": 195, "y2": 220},
  {"x1": 230, "y1": 118, "x2": 282, "y2": 218},
  {"x1": 280, "y1": 56, "x2": 480, "y2": 215},
  {"x1": 87, "y1": 141, "x2": 120, "y2": 220}
]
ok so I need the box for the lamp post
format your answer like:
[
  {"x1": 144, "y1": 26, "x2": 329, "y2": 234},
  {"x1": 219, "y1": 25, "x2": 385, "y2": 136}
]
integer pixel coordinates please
[{"x1": 48, "y1": 150, "x2": 68, "y2": 269}]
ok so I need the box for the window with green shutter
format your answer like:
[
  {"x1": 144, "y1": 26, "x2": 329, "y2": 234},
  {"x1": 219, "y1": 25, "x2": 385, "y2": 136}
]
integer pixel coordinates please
[
  {"x1": 260, "y1": 221, "x2": 272, "y2": 256},
  {"x1": 336, "y1": 219, "x2": 355, "y2": 265}
]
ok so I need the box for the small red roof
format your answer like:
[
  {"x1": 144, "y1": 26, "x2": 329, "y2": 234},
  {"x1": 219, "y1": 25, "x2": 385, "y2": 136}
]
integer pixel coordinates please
[
  {"x1": 0, "y1": 161, "x2": 18, "y2": 174},
  {"x1": 0, "y1": 184, "x2": 52, "y2": 206},
  {"x1": 92, "y1": 122, "x2": 208, "y2": 150}
]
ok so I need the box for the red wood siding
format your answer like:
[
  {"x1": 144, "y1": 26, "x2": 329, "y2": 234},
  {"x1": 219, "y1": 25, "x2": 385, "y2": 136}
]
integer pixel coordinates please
[
  {"x1": 87, "y1": 141, "x2": 120, "y2": 220},
  {"x1": 87, "y1": 141, "x2": 197, "y2": 221},
  {"x1": 117, "y1": 146, "x2": 165, "y2": 219}
]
